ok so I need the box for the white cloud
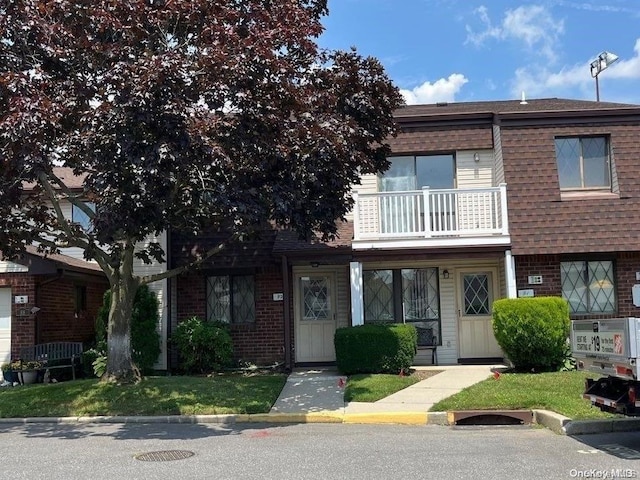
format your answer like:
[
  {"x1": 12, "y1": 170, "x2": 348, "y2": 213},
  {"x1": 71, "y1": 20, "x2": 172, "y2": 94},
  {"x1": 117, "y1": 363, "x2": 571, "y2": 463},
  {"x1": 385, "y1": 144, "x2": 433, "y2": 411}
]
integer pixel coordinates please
[
  {"x1": 510, "y1": 38, "x2": 640, "y2": 101},
  {"x1": 606, "y1": 39, "x2": 640, "y2": 79},
  {"x1": 466, "y1": 5, "x2": 564, "y2": 62},
  {"x1": 400, "y1": 74, "x2": 469, "y2": 105}
]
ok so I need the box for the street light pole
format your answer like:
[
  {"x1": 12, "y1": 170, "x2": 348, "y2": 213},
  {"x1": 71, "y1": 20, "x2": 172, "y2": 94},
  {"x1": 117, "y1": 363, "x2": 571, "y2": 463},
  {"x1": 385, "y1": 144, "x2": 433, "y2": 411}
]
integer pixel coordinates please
[{"x1": 590, "y1": 51, "x2": 619, "y2": 102}]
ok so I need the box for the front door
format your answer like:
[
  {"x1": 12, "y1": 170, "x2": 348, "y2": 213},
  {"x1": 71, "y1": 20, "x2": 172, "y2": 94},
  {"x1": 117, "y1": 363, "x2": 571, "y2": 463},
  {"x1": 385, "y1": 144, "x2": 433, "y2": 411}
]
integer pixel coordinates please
[
  {"x1": 0, "y1": 289, "x2": 11, "y2": 381},
  {"x1": 458, "y1": 270, "x2": 502, "y2": 359},
  {"x1": 294, "y1": 273, "x2": 336, "y2": 363}
]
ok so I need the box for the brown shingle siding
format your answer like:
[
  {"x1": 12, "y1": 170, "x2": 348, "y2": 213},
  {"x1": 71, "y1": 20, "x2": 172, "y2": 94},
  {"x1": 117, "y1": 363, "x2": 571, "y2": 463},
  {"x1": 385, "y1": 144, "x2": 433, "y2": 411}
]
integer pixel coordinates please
[
  {"x1": 388, "y1": 125, "x2": 493, "y2": 153},
  {"x1": 503, "y1": 122, "x2": 640, "y2": 255}
]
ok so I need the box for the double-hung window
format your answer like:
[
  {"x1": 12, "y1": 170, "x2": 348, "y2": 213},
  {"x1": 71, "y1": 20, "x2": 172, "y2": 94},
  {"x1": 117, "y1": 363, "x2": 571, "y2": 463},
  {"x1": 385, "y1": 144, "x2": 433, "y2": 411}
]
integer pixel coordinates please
[
  {"x1": 555, "y1": 136, "x2": 611, "y2": 190},
  {"x1": 561, "y1": 260, "x2": 616, "y2": 314},
  {"x1": 207, "y1": 275, "x2": 255, "y2": 324},
  {"x1": 363, "y1": 268, "x2": 441, "y2": 345}
]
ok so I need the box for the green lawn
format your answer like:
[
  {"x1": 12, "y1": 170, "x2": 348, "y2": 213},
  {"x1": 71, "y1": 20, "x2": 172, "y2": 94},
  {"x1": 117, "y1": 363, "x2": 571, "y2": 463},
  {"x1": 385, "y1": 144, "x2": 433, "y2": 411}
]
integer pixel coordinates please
[
  {"x1": 345, "y1": 372, "x2": 431, "y2": 402},
  {"x1": 431, "y1": 370, "x2": 618, "y2": 420},
  {"x1": 0, "y1": 374, "x2": 287, "y2": 417}
]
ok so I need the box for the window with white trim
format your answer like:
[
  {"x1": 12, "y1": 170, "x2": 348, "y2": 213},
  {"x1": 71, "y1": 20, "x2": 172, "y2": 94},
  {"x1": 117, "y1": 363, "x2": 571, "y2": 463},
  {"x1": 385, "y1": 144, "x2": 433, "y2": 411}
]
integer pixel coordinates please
[
  {"x1": 555, "y1": 136, "x2": 611, "y2": 190},
  {"x1": 206, "y1": 275, "x2": 255, "y2": 324},
  {"x1": 561, "y1": 260, "x2": 616, "y2": 314}
]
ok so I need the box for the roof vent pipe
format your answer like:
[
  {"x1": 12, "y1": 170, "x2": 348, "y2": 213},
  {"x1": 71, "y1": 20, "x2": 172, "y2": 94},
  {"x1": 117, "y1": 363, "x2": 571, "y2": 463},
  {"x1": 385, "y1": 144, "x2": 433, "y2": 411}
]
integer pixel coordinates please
[{"x1": 520, "y1": 91, "x2": 528, "y2": 105}]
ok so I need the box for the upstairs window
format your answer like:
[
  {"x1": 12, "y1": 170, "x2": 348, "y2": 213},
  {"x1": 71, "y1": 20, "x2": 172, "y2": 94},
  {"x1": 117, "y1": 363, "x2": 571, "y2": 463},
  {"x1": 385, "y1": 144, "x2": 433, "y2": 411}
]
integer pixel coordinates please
[
  {"x1": 555, "y1": 137, "x2": 611, "y2": 190},
  {"x1": 72, "y1": 202, "x2": 96, "y2": 233},
  {"x1": 380, "y1": 155, "x2": 455, "y2": 192}
]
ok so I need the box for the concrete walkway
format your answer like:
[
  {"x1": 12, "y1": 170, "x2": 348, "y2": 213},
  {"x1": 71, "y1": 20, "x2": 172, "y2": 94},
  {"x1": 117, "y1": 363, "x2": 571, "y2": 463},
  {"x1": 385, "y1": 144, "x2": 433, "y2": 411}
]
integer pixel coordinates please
[{"x1": 270, "y1": 365, "x2": 500, "y2": 415}]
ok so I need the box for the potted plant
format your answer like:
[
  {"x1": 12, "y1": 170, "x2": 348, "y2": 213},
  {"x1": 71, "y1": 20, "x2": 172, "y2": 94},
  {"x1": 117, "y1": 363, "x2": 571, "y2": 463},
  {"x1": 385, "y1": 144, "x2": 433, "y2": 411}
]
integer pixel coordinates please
[
  {"x1": 1, "y1": 363, "x2": 16, "y2": 385},
  {"x1": 10, "y1": 360, "x2": 44, "y2": 385}
]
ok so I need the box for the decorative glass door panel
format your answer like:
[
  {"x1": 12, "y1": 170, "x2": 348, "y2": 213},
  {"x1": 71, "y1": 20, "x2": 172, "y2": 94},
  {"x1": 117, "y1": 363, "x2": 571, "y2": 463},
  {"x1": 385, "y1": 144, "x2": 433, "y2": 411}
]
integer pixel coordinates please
[
  {"x1": 463, "y1": 274, "x2": 490, "y2": 315},
  {"x1": 301, "y1": 277, "x2": 332, "y2": 321}
]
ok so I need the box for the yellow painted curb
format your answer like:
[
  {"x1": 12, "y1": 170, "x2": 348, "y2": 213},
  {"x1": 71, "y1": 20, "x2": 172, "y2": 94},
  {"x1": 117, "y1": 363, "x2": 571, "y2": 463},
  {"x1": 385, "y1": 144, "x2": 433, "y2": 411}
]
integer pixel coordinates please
[
  {"x1": 241, "y1": 413, "x2": 343, "y2": 424},
  {"x1": 343, "y1": 412, "x2": 427, "y2": 425}
]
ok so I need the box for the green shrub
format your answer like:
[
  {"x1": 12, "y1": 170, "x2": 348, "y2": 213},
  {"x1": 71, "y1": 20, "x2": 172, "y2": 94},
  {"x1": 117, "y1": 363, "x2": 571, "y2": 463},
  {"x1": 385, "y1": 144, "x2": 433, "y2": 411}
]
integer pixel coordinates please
[
  {"x1": 82, "y1": 340, "x2": 107, "y2": 378},
  {"x1": 334, "y1": 323, "x2": 417, "y2": 375},
  {"x1": 95, "y1": 285, "x2": 162, "y2": 373},
  {"x1": 171, "y1": 316, "x2": 233, "y2": 373},
  {"x1": 492, "y1": 297, "x2": 570, "y2": 372}
]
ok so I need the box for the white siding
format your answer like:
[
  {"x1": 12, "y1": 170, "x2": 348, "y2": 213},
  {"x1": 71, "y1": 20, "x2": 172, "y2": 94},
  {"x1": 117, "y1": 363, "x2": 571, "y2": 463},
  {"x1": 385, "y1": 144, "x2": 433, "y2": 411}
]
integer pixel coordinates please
[
  {"x1": 456, "y1": 149, "x2": 494, "y2": 189},
  {"x1": 0, "y1": 288, "x2": 11, "y2": 381},
  {"x1": 493, "y1": 125, "x2": 505, "y2": 185},
  {"x1": 0, "y1": 261, "x2": 28, "y2": 273},
  {"x1": 133, "y1": 231, "x2": 168, "y2": 370},
  {"x1": 345, "y1": 173, "x2": 379, "y2": 222}
]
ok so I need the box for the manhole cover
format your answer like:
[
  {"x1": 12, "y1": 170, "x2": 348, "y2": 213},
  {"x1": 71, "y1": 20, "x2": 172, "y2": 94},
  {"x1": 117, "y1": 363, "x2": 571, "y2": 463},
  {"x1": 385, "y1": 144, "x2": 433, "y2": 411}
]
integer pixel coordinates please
[{"x1": 135, "y1": 450, "x2": 195, "y2": 462}]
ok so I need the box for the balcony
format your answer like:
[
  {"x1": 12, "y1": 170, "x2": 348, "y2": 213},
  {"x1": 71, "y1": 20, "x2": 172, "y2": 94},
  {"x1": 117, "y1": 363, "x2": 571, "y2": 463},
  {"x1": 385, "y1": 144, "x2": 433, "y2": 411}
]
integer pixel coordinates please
[{"x1": 352, "y1": 184, "x2": 510, "y2": 250}]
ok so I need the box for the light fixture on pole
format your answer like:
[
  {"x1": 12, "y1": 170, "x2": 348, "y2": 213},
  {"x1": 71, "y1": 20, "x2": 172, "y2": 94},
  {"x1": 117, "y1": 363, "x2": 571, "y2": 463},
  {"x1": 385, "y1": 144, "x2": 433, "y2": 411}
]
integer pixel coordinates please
[{"x1": 590, "y1": 51, "x2": 619, "y2": 102}]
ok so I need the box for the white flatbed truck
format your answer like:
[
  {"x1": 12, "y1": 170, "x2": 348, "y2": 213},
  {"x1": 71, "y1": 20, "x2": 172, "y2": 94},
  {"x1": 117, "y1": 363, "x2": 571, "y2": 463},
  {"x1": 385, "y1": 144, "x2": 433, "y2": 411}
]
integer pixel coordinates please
[{"x1": 571, "y1": 318, "x2": 640, "y2": 415}]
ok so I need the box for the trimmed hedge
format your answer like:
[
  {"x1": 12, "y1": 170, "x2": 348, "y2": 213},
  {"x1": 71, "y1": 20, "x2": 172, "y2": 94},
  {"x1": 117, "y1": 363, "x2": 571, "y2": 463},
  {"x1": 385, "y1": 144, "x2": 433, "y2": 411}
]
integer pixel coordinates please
[
  {"x1": 334, "y1": 324, "x2": 417, "y2": 375},
  {"x1": 492, "y1": 296, "x2": 570, "y2": 372}
]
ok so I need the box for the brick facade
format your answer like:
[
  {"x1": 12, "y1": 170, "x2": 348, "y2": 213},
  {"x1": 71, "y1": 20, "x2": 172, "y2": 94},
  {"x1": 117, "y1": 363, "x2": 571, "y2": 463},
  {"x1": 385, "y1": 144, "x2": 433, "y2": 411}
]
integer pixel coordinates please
[
  {"x1": 0, "y1": 272, "x2": 107, "y2": 360},
  {"x1": 515, "y1": 253, "x2": 640, "y2": 319},
  {"x1": 37, "y1": 278, "x2": 107, "y2": 345},
  {"x1": 175, "y1": 266, "x2": 286, "y2": 366}
]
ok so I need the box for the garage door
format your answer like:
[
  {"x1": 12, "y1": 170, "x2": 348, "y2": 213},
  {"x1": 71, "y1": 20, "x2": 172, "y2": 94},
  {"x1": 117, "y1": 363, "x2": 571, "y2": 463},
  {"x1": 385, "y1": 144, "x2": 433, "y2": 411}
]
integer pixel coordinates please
[{"x1": 0, "y1": 289, "x2": 11, "y2": 381}]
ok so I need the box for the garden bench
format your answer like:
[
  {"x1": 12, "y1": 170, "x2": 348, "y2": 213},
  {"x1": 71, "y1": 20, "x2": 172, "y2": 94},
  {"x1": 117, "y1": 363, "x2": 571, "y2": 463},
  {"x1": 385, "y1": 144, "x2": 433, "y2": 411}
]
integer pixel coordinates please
[{"x1": 13, "y1": 342, "x2": 83, "y2": 382}]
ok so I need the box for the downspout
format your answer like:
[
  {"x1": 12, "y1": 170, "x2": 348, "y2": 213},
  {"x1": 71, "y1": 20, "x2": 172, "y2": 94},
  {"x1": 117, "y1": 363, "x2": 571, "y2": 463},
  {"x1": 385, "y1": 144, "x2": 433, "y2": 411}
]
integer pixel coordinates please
[{"x1": 281, "y1": 255, "x2": 292, "y2": 371}]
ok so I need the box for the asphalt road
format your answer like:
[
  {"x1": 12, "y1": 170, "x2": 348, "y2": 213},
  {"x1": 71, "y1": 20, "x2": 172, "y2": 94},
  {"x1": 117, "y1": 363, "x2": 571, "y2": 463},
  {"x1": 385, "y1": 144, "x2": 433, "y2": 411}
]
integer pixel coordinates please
[{"x1": 1, "y1": 422, "x2": 638, "y2": 480}]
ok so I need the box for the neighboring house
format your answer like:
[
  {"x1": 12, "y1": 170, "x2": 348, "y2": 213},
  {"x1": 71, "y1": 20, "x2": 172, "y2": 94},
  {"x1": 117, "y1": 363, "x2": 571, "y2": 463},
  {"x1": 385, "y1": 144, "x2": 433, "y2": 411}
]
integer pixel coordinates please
[
  {"x1": 0, "y1": 246, "x2": 108, "y2": 368},
  {"x1": 1, "y1": 168, "x2": 170, "y2": 373},
  {"x1": 6, "y1": 97, "x2": 640, "y2": 373},
  {"x1": 170, "y1": 97, "x2": 640, "y2": 369}
]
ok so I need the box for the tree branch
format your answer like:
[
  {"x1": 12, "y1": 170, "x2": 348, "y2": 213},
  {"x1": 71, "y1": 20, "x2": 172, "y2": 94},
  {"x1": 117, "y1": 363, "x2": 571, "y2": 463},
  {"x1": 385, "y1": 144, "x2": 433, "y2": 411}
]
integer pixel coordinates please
[{"x1": 140, "y1": 239, "x2": 229, "y2": 285}]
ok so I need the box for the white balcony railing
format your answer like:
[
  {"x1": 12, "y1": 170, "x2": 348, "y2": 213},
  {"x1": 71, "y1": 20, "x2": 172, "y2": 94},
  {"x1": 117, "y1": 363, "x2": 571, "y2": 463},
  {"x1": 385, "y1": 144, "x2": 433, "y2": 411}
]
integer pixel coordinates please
[{"x1": 353, "y1": 184, "x2": 509, "y2": 241}]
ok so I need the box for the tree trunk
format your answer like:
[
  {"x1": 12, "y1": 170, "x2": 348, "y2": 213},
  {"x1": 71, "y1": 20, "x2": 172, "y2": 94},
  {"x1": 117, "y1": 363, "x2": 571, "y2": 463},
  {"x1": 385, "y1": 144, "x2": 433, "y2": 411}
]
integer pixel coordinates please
[{"x1": 103, "y1": 248, "x2": 140, "y2": 384}]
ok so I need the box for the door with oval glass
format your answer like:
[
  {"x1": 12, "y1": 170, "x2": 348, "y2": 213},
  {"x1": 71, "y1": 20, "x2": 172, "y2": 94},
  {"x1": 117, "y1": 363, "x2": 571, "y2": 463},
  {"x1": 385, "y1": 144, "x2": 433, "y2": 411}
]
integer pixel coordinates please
[
  {"x1": 294, "y1": 273, "x2": 336, "y2": 363},
  {"x1": 457, "y1": 269, "x2": 502, "y2": 360}
]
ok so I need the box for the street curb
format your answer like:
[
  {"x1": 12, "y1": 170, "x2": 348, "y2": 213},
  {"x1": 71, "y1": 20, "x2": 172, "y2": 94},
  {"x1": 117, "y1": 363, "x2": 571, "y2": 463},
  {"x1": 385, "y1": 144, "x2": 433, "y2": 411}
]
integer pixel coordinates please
[
  {"x1": 532, "y1": 409, "x2": 640, "y2": 435},
  {"x1": 1, "y1": 410, "x2": 638, "y2": 433}
]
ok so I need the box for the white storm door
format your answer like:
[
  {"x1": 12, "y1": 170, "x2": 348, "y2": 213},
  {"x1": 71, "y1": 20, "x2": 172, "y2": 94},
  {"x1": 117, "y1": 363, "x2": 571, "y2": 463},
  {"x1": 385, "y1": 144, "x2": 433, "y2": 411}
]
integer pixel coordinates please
[
  {"x1": 458, "y1": 270, "x2": 502, "y2": 359},
  {"x1": 295, "y1": 274, "x2": 336, "y2": 363},
  {"x1": 0, "y1": 289, "x2": 11, "y2": 379}
]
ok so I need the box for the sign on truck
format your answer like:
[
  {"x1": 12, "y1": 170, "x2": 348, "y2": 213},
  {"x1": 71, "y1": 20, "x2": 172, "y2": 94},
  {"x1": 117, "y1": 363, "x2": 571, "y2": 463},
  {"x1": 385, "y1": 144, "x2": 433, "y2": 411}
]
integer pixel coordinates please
[{"x1": 571, "y1": 318, "x2": 640, "y2": 415}]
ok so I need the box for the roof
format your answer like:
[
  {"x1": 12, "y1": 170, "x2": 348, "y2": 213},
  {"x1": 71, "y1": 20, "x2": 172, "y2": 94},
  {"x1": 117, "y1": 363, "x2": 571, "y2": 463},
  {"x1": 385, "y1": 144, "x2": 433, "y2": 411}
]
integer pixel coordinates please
[
  {"x1": 273, "y1": 222, "x2": 353, "y2": 255},
  {"x1": 394, "y1": 97, "x2": 640, "y2": 119},
  {"x1": 22, "y1": 167, "x2": 87, "y2": 191},
  {"x1": 24, "y1": 246, "x2": 104, "y2": 274}
]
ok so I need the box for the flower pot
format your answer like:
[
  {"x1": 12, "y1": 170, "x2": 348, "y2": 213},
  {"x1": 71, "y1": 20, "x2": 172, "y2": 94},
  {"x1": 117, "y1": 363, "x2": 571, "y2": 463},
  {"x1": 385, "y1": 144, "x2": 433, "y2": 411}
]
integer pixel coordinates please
[
  {"x1": 1, "y1": 370, "x2": 16, "y2": 384},
  {"x1": 18, "y1": 370, "x2": 38, "y2": 385}
]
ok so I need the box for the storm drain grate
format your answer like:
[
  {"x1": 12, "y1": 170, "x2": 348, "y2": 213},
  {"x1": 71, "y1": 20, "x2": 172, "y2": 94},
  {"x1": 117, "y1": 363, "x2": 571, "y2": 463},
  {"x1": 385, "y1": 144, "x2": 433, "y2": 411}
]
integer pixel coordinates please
[{"x1": 135, "y1": 450, "x2": 195, "y2": 462}]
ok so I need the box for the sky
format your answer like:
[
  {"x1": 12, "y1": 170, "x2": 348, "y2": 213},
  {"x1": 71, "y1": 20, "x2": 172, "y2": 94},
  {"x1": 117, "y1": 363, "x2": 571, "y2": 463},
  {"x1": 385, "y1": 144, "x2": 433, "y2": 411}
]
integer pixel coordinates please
[{"x1": 318, "y1": 0, "x2": 640, "y2": 105}]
